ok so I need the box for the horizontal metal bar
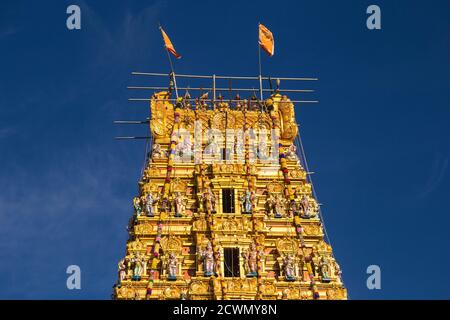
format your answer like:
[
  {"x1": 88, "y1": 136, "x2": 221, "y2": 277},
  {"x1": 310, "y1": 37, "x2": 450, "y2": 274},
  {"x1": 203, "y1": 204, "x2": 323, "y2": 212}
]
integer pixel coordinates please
[
  {"x1": 131, "y1": 72, "x2": 318, "y2": 81},
  {"x1": 128, "y1": 98, "x2": 319, "y2": 104},
  {"x1": 113, "y1": 120, "x2": 149, "y2": 124},
  {"x1": 127, "y1": 86, "x2": 314, "y2": 93},
  {"x1": 115, "y1": 136, "x2": 151, "y2": 140}
]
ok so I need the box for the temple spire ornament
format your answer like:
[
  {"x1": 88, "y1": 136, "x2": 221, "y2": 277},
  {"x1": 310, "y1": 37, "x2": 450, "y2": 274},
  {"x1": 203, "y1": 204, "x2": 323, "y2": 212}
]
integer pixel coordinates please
[{"x1": 113, "y1": 70, "x2": 347, "y2": 300}]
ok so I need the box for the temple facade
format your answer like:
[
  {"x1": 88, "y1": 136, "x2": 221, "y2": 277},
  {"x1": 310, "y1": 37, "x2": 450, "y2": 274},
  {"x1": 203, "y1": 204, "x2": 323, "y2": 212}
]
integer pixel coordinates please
[{"x1": 113, "y1": 88, "x2": 347, "y2": 300}]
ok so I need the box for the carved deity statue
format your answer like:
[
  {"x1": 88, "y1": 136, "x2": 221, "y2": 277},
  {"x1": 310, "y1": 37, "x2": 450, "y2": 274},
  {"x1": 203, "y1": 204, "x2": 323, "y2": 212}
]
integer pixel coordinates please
[
  {"x1": 167, "y1": 252, "x2": 178, "y2": 280},
  {"x1": 300, "y1": 195, "x2": 311, "y2": 218},
  {"x1": 160, "y1": 197, "x2": 170, "y2": 215},
  {"x1": 274, "y1": 195, "x2": 286, "y2": 218},
  {"x1": 242, "y1": 242, "x2": 262, "y2": 277},
  {"x1": 118, "y1": 259, "x2": 127, "y2": 282},
  {"x1": 289, "y1": 199, "x2": 298, "y2": 217},
  {"x1": 132, "y1": 254, "x2": 143, "y2": 280},
  {"x1": 145, "y1": 192, "x2": 158, "y2": 217},
  {"x1": 283, "y1": 253, "x2": 296, "y2": 281},
  {"x1": 151, "y1": 143, "x2": 165, "y2": 159},
  {"x1": 199, "y1": 241, "x2": 215, "y2": 276},
  {"x1": 240, "y1": 189, "x2": 253, "y2": 214},
  {"x1": 133, "y1": 196, "x2": 143, "y2": 216},
  {"x1": 202, "y1": 188, "x2": 216, "y2": 213},
  {"x1": 318, "y1": 256, "x2": 331, "y2": 281},
  {"x1": 173, "y1": 192, "x2": 186, "y2": 217},
  {"x1": 285, "y1": 144, "x2": 299, "y2": 161},
  {"x1": 265, "y1": 193, "x2": 276, "y2": 217}
]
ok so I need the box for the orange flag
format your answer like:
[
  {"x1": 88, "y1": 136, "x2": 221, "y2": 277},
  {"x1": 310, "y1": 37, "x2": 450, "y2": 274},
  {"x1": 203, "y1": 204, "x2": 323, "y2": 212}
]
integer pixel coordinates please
[
  {"x1": 259, "y1": 23, "x2": 274, "y2": 56},
  {"x1": 159, "y1": 26, "x2": 181, "y2": 59}
]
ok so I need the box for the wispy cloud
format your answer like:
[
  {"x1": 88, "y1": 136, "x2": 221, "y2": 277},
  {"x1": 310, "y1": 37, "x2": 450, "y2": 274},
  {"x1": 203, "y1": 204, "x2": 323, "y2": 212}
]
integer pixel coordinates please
[{"x1": 418, "y1": 153, "x2": 448, "y2": 198}]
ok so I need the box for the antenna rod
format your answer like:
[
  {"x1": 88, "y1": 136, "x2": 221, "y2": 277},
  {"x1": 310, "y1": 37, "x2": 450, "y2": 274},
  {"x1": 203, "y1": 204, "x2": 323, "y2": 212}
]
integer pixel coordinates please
[
  {"x1": 131, "y1": 72, "x2": 318, "y2": 81},
  {"x1": 113, "y1": 120, "x2": 149, "y2": 124},
  {"x1": 115, "y1": 136, "x2": 151, "y2": 140},
  {"x1": 127, "y1": 86, "x2": 314, "y2": 93}
]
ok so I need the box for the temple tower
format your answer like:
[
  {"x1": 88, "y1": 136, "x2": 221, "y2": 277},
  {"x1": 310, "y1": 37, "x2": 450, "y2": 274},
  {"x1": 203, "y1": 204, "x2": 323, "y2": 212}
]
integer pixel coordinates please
[{"x1": 113, "y1": 73, "x2": 347, "y2": 300}]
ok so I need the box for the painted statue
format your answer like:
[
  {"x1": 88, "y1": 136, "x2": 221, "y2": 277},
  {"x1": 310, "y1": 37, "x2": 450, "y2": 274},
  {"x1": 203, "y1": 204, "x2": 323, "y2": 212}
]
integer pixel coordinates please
[
  {"x1": 133, "y1": 196, "x2": 142, "y2": 216},
  {"x1": 199, "y1": 241, "x2": 215, "y2": 276},
  {"x1": 161, "y1": 197, "x2": 170, "y2": 214},
  {"x1": 289, "y1": 199, "x2": 298, "y2": 217},
  {"x1": 151, "y1": 143, "x2": 165, "y2": 159},
  {"x1": 145, "y1": 192, "x2": 158, "y2": 217},
  {"x1": 132, "y1": 254, "x2": 143, "y2": 281},
  {"x1": 173, "y1": 192, "x2": 185, "y2": 217},
  {"x1": 285, "y1": 144, "x2": 299, "y2": 161},
  {"x1": 300, "y1": 195, "x2": 311, "y2": 218},
  {"x1": 203, "y1": 188, "x2": 216, "y2": 213},
  {"x1": 266, "y1": 193, "x2": 276, "y2": 217},
  {"x1": 274, "y1": 195, "x2": 285, "y2": 218},
  {"x1": 319, "y1": 256, "x2": 331, "y2": 281},
  {"x1": 167, "y1": 252, "x2": 178, "y2": 280},
  {"x1": 240, "y1": 189, "x2": 253, "y2": 214},
  {"x1": 283, "y1": 253, "x2": 296, "y2": 281},
  {"x1": 242, "y1": 242, "x2": 262, "y2": 277},
  {"x1": 118, "y1": 259, "x2": 127, "y2": 282}
]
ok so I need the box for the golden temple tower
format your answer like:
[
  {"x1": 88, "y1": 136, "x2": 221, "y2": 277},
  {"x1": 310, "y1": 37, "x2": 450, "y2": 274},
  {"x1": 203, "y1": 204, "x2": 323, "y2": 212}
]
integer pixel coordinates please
[{"x1": 113, "y1": 73, "x2": 347, "y2": 300}]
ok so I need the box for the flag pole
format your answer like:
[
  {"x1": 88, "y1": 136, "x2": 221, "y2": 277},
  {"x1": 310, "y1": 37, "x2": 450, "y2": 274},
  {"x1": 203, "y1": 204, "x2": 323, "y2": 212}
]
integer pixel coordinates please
[
  {"x1": 258, "y1": 23, "x2": 263, "y2": 101},
  {"x1": 159, "y1": 24, "x2": 179, "y2": 98}
]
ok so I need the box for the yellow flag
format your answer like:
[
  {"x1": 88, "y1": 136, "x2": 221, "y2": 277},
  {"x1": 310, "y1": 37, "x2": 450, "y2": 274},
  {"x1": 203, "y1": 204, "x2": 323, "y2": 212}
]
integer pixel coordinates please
[
  {"x1": 259, "y1": 23, "x2": 274, "y2": 56},
  {"x1": 159, "y1": 27, "x2": 181, "y2": 59}
]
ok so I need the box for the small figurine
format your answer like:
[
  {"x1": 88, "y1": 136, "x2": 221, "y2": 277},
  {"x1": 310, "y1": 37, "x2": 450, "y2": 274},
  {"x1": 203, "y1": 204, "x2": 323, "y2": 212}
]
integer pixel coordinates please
[
  {"x1": 265, "y1": 193, "x2": 276, "y2": 217},
  {"x1": 151, "y1": 143, "x2": 165, "y2": 159},
  {"x1": 240, "y1": 189, "x2": 254, "y2": 214},
  {"x1": 145, "y1": 192, "x2": 158, "y2": 217},
  {"x1": 160, "y1": 197, "x2": 170, "y2": 215},
  {"x1": 203, "y1": 188, "x2": 216, "y2": 213},
  {"x1": 285, "y1": 144, "x2": 299, "y2": 161},
  {"x1": 300, "y1": 195, "x2": 311, "y2": 218},
  {"x1": 242, "y1": 242, "x2": 262, "y2": 277},
  {"x1": 133, "y1": 196, "x2": 142, "y2": 216},
  {"x1": 318, "y1": 256, "x2": 331, "y2": 282},
  {"x1": 173, "y1": 192, "x2": 186, "y2": 217},
  {"x1": 199, "y1": 241, "x2": 216, "y2": 276},
  {"x1": 132, "y1": 254, "x2": 143, "y2": 281},
  {"x1": 283, "y1": 253, "x2": 296, "y2": 281},
  {"x1": 274, "y1": 195, "x2": 286, "y2": 218},
  {"x1": 167, "y1": 252, "x2": 178, "y2": 280},
  {"x1": 118, "y1": 259, "x2": 127, "y2": 282}
]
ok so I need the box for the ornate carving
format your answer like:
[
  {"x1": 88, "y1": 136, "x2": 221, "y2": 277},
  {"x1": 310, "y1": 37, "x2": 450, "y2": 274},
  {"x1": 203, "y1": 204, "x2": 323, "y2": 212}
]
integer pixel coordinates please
[{"x1": 160, "y1": 236, "x2": 183, "y2": 255}]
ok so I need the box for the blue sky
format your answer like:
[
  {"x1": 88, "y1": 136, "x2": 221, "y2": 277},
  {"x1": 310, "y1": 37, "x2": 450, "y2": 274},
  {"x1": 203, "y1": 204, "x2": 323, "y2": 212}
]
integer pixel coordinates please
[{"x1": 1, "y1": 0, "x2": 450, "y2": 299}]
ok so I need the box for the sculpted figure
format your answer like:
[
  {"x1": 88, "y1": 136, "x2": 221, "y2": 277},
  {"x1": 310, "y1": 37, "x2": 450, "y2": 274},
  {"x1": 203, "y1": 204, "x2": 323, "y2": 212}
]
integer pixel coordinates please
[
  {"x1": 300, "y1": 195, "x2": 311, "y2": 218},
  {"x1": 145, "y1": 192, "x2": 158, "y2": 217},
  {"x1": 160, "y1": 197, "x2": 170, "y2": 214},
  {"x1": 274, "y1": 195, "x2": 286, "y2": 218},
  {"x1": 118, "y1": 259, "x2": 127, "y2": 282},
  {"x1": 285, "y1": 144, "x2": 299, "y2": 161},
  {"x1": 132, "y1": 254, "x2": 143, "y2": 281},
  {"x1": 283, "y1": 253, "x2": 296, "y2": 281},
  {"x1": 199, "y1": 241, "x2": 216, "y2": 276},
  {"x1": 240, "y1": 189, "x2": 253, "y2": 214},
  {"x1": 151, "y1": 143, "x2": 165, "y2": 159},
  {"x1": 133, "y1": 196, "x2": 142, "y2": 216},
  {"x1": 265, "y1": 193, "x2": 276, "y2": 217},
  {"x1": 242, "y1": 242, "x2": 262, "y2": 277},
  {"x1": 173, "y1": 192, "x2": 185, "y2": 217},
  {"x1": 203, "y1": 188, "x2": 216, "y2": 213},
  {"x1": 319, "y1": 256, "x2": 331, "y2": 281},
  {"x1": 167, "y1": 252, "x2": 178, "y2": 280}
]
